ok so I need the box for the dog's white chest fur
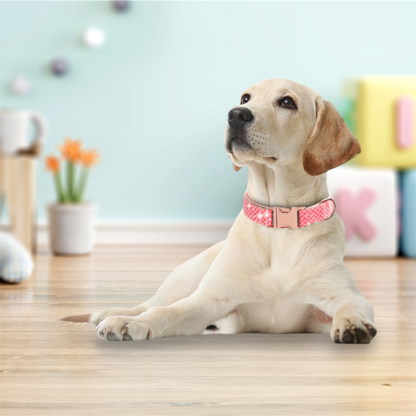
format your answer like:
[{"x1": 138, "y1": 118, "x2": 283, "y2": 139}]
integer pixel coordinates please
[{"x1": 206, "y1": 213, "x2": 342, "y2": 335}]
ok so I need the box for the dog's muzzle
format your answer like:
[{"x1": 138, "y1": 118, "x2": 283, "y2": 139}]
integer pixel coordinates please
[{"x1": 226, "y1": 107, "x2": 254, "y2": 153}]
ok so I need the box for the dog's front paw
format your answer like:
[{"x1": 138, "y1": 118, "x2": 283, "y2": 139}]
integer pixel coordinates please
[
  {"x1": 96, "y1": 316, "x2": 152, "y2": 341},
  {"x1": 331, "y1": 317, "x2": 377, "y2": 344}
]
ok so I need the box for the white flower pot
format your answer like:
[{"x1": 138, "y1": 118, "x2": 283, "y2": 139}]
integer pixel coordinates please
[{"x1": 47, "y1": 202, "x2": 96, "y2": 255}]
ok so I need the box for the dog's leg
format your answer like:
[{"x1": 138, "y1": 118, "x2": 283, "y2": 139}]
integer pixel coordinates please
[
  {"x1": 88, "y1": 241, "x2": 226, "y2": 326},
  {"x1": 96, "y1": 293, "x2": 239, "y2": 341},
  {"x1": 95, "y1": 247, "x2": 251, "y2": 341},
  {"x1": 306, "y1": 264, "x2": 377, "y2": 344}
]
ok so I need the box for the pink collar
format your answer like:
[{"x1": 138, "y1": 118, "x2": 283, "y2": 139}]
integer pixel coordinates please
[{"x1": 243, "y1": 193, "x2": 336, "y2": 229}]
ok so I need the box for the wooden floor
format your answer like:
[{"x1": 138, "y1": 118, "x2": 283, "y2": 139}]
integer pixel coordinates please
[{"x1": 1, "y1": 246, "x2": 415, "y2": 416}]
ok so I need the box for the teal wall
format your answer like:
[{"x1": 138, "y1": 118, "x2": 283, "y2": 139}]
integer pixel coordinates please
[{"x1": 1, "y1": 1, "x2": 415, "y2": 221}]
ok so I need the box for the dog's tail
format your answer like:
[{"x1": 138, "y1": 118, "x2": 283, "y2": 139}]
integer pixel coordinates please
[{"x1": 60, "y1": 314, "x2": 91, "y2": 323}]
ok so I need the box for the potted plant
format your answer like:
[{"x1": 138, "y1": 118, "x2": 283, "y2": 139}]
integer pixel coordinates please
[{"x1": 44, "y1": 137, "x2": 99, "y2": 255}]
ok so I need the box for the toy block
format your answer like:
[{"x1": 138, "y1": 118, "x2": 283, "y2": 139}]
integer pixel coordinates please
[
  {"x1": 343, "y1": 76, "x2": 416, "y2": 168},
  {"x1": 400, "y1": 170, "x2": 416, "y2": 258},
  {"x1": 327, "y1": 167, "x2": 398, "y2": 257}
]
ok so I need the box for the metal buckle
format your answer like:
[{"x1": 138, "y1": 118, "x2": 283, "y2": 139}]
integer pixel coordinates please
[{"x1": 273, "y1": 206, "x2": 305, "y2": 229}]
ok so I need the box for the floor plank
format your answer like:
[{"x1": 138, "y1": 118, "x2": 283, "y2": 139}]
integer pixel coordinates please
[{"x1": 0, "y1": 246, "x2": 415, "y2": 416}]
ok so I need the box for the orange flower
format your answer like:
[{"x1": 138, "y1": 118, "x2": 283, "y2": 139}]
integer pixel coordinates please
[
  {"x1": 60, "y1": 137, "x2": 82, "y2": 162},
  {"x1": 79, "y1": 149, "x2": 99, "y2": 168},
  {"x1": 44, "y1": 155, "x2": 60, "y2": 173}
]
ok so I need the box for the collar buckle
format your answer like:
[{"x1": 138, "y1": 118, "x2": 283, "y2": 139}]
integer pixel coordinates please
[{"x1": 273, "y1": 206, "x2": 305, "y2": 229}]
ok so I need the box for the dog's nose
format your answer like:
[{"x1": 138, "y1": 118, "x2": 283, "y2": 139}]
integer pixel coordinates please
[{"x1": 228, "y1": 107, "x2": 253, "y2": 129}]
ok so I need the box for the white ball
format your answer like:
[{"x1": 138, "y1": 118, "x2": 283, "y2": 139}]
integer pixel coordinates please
[
  {"x1": 83, "y1": 27, "x2": 106, "y2": 49},
  {"x1": 11, "y1": 75, "x2": 31, "y2": 96}
]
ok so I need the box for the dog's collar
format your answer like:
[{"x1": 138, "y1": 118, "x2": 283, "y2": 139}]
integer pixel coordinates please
[{"x1": 243, "y1": 193, "x2": 336, "y2": 229}]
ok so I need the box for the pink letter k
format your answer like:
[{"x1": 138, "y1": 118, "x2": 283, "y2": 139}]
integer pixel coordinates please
[{"x1": 336, "y1": 188, "x2": 378, "y2": 241}]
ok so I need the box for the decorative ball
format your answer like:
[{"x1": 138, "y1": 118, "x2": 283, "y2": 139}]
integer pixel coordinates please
[
  {"x1": 50, "y1": 58, "x2": 70, "y2": 77},
  {"x1": 112, "y1": 1, "x2": 131, "y2": 12},
  {"x1": 11, "y1": 75, "x2": 31, "y2": 96},
  {"x1": 83, "y1": 27, "x2": 106, "y2": 49}
]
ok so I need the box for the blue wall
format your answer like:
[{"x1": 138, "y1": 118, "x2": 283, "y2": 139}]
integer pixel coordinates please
[{"x1": 1, "y1": 1, "x2": 415, "y2": 221}]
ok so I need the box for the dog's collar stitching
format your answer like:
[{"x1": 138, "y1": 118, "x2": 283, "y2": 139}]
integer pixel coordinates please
[{"x1": 243, "y1": 192, "x2": 336, "y2": 229}]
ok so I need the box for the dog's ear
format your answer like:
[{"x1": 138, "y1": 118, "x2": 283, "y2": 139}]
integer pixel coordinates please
[
  {"x1": 303, "y1": 97, "x2": 361, "y2": 176},
  {"x1": 232, "y1": 163, "x2": 241, "y2": 172},
  {"x1": 227, "y1": 153, "x2": 241, "y2": 172}
]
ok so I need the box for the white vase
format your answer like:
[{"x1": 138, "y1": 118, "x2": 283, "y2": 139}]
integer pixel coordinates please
[{"x1": 47, "y1": 202, "x2": 96, "y2": 255}]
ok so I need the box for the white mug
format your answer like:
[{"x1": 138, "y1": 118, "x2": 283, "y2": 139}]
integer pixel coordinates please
[{"x1": 0, "y1": 109, "x2": 47, "y2": 155}]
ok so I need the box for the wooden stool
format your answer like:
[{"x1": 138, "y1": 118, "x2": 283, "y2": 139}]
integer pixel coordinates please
[{"x1": 0, "y1": 155, "x2": 37, "y2": 254}]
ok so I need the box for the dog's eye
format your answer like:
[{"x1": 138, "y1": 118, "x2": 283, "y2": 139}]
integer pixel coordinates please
[
  {"x1": 241, "y1": 94, "x2": 250, "y2": 104},
  {"x1": 280, "y1": 97, "x2": 297, "y2": 110}
]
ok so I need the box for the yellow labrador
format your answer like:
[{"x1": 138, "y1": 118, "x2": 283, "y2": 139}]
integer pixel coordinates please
[{"x1": 64, "y1": 79, "x2": 377, "y2": 344}]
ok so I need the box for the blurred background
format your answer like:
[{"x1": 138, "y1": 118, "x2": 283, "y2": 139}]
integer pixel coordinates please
[
  {"x1": 1, "y1": 1, "x2": 414, "y2": 220},
  {"x1": 0, "y1": 1, "x2": 415, "y2": 261}
]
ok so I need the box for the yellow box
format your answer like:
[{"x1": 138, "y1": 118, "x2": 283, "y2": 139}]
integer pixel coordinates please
[{"x1": 355, "y1": 76, "x2": 416, "y2": 168}]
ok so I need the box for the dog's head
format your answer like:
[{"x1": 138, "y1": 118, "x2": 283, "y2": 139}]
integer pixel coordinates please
[{"x1": 224, "y1": 79, "x2": 360, "y2": 175}]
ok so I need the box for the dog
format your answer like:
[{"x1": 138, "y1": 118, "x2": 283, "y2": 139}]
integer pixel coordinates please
[{"x1": 63, "y1": 79, "x2": 377, "y2": 344}]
